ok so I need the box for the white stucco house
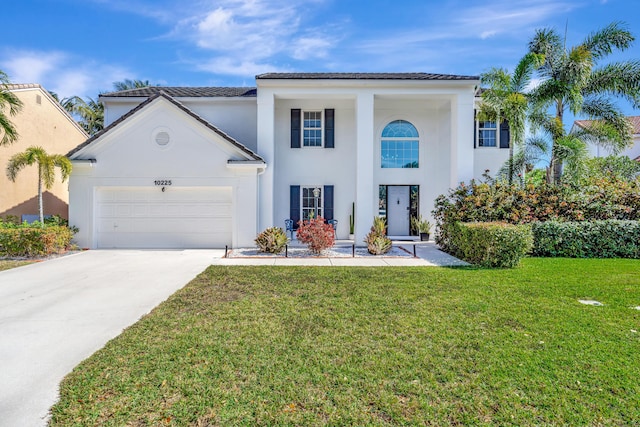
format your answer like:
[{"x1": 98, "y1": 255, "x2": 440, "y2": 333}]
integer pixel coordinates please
[
  {"x1": 68, "y1": 73, "x2": 510, "y2": 249},
  {"x1": 571, "y1": 116, "x2": 640, "y2": 161}
]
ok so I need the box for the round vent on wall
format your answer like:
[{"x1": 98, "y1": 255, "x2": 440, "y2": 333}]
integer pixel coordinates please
[{"x1": 155, "y1": 131, "x2": 171, "y2": 146}]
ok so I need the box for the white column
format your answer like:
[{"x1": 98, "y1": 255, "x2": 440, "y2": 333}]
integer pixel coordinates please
[
  {"x1": 355, "y1": 93, "x2": 375, "y2": 244},
  {"x1": 256, "y1": 91, "x2": 275, "y2": 231},
  {"x1": 450, "y1": 92, "x2": 475, "y2": 186}
]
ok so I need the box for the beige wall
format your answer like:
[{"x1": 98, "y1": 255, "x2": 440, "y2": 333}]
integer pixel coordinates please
[{"x1": 0, "y1": 86, "x2": 87, "y2": 220}]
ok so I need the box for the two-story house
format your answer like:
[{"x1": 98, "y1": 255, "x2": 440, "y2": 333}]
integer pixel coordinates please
[{"x1": 67, "y1": 73, "x2": 510, "y2": 249}]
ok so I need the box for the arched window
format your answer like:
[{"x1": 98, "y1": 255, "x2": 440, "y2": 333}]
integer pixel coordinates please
[{"x1": 381, "y1": 120, "x2": 419, "y2": 168}]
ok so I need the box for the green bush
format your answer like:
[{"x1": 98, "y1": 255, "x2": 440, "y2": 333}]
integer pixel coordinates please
[
  {"x1": 433, "y1": 176, "x2": 640, "y2": 256},
  {"x1": 532, "y1": 220, "x2": 640, "y2": 258},
  {"x1": 255, "y1": 227, "x2": 288, "y2": 254},
  {"x1": 0, "y1": 225, "x2": 74, "y2": 257},
  {"x1": 450, "y1": 222, "x2": 533, "y2": 268}
]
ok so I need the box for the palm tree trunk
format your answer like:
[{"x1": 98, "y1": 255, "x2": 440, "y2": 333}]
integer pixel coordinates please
[{"x1": 38, "y1": 168, "x2": 44, "y2": 225}]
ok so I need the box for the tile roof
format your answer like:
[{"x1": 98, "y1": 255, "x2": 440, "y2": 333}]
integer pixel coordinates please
[
  {"x1": 100, "y1": 87, "x2": 257, "y2": 98},
  {"x1": 256, "y1": 72, "x2": 479, "y2": 80},
  {"x1": 68, "y1": 92, "x2": 263, "y2": 162},
  {"x1": 574, "y1": 116, "x2": 640, "y2": 134},
  {"x1": 4, "y1": 83, "x2": 43, "y2": 90}
]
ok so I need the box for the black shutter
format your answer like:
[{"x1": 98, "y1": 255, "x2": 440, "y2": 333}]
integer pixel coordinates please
[
  {"x1": 324, "y1": 109, "x2": 335, "y2": 148},
  {"x1": 500, "y1": 120, "x2": 510, "y2": 149},
  {"x1": 290, "y1": 185, "x2": 300, "y2": 229},
  {"x1": 323, "y1": 185, "x2": 334, "y2": 220},
  {"x1": 473, "y1": 109, "x2": 477, "y2": 149},
  {"x1": 291, "y1": 109, "x2": 301, "y2": 148}
]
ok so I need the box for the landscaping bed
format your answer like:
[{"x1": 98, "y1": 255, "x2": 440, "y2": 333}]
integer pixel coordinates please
[{"x1": 50, "y1": 259, "x2": 640, "y2": 426}]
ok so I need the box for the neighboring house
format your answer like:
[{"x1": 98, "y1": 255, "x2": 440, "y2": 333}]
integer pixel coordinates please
[
  {"x1": 68, "y1": 73, "x2": 510, "y2": 249},
  {"x1": 572, "y1": 116, "x2": 640, "y2": 161},
  {"x1": 0, "y1": 84, "x2": 88, "y2": 220}
]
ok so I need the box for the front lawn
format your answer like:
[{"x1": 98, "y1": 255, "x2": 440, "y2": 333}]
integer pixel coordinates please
[
  {"x1": 51, "y1": 259, "x2": 640, "y2": 426},
  {"x1": 0, "y1": 260, "x2": 33, "y2": 271}
]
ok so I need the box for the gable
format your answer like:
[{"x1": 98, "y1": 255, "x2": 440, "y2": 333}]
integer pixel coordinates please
[
  {"x1": 68, "y1": 93, "x2": 262, "y2": 162},
  {"x1": 69, "y1": 94, "x2": 264, "y2": 178}
]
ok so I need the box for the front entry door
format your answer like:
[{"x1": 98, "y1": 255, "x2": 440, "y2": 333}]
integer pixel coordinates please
[{"x1": 387, "y1": 186, "x2": 410, "y2": 236}]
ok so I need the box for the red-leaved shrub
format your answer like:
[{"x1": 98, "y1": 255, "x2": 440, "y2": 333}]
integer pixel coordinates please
[{"x1": 296, "y1": 217, "x2": 335, "y2": 254}]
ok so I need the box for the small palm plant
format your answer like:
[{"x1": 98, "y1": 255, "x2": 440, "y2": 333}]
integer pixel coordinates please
[
  {"x1": 255, "y1": 227, "x2": 289, "y2": 254},
  {"x1": 6, "y1": 146, "x2": 72, "y2": 225},
  {"x1": 411, "y1": 215, "x2": 432, "y2": 241},
  {"x1": 365, "y1": 216, "x2": 392, "y2": 255}
]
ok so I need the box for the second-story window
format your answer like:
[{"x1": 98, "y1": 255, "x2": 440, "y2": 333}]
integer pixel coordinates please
[
  {"x1": 303, "y1": 111, "x2": 323, "y2": 147},
  {"x1": 478, "y1": 120, "x2": 497, "y2": 147},
  {"x1": 381, "y1": 120, "x2": 419, "y2": 168}
]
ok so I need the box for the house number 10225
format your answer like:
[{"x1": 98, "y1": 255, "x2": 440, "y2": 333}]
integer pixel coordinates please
[{"x1": 154, "y1": 180, "x2": 172, "y2": 186}]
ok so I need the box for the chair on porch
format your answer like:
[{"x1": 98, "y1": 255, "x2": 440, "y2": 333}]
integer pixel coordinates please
[
  {"x1": 327, "y1": 219, "x2": 338, "y2": 237},
  {"x1": 284, "y1": 219, "x2": 295, "y2": 239}
]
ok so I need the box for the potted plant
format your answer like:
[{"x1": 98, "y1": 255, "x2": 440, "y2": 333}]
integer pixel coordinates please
[
  {"x1": 348, "y1": 202, "x2": 355, "y2": 240},
  {"x1": 411, "y1": 215, "x2": 432, "y2": 241}
]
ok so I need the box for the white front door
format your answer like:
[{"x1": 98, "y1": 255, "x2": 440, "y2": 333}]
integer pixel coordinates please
[{"x1": 387, "y1": 185, "x2": 410, "y2": 236}]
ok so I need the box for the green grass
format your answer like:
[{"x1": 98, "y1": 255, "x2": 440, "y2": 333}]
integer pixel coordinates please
[
  {"x1": 0, "y1": 260, "x2": 33, "y2": 271},
  {"x1": 50, "y1": 259, "x2": 640, "y2": 426}
]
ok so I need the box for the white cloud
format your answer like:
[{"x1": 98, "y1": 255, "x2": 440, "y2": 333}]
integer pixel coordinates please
[
  {"x1": 195, "y1": 57, "x2": 287, "y2": 77},
  {"x1": 161, "y1": 0, "x2": 338, "y2": 75},
  {"x1": 0, "y1": 49, "x2": 131, "y2": 99},
  {"x1": 1, "y1": 51, "x2": 65, "y2": 84},
  {"x1": 456, "y1": 0, "x2": 578, "y2": 39},
  {"x1": 292, "y1": 37, "x2": 333, "y2": 60}
]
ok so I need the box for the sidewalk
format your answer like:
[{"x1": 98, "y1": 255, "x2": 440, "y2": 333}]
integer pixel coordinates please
[{"x1": 211, "y1": 241, "x2": 468, "y2": 267}]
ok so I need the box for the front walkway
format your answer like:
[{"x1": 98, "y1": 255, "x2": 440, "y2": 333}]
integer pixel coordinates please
[{"x1": 212, "y1": 241, "x2": 468, "y2": 267}]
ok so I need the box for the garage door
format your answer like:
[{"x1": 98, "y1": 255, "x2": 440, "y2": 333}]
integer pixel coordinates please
[{"x1": 96, "y1": 187, "x2": 232, "y2": 248}]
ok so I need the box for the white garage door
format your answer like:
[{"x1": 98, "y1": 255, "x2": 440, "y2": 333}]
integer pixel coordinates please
[{"x1": 96, "y1": 187, "x2": 232, "y2": 248}]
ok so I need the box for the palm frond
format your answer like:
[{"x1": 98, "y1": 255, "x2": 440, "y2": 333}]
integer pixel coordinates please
[
  {"x1": 0, "y1": 89, "x2": 23, "y2": 116},
  {"x1": 0, "y1": 113, "x2": 20, "y2": 146},
  {"x1": 512, "y1": 53, "x2": 545, "y2": 93},
  {"x1": 584, "y1": 61, "x2": 640, "y2": 108},
  {"x1": 6, "y1": 149, "x2": 37, "y2": 181},
  {"x1": 112, "y1": 79, "x2": 154, "y2": 91},
  {"x1": 582, "y1": 21, "x2": 634, "y2": 59},
  {"x1": 528, "y1": 28, "x2": 563, "y2": 78}
]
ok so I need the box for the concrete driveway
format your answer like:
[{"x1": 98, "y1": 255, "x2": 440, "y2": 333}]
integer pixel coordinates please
[{"x1": 0, "y1": 249, "x2": 220, "y2": 427}]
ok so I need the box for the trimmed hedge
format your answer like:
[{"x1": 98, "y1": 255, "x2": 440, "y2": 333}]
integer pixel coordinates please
[
  {"x1": 449, "y1": 222, "x2": 533, "y2": 268},
  {"x1": 0, "y1": 226, "x2": 74, "y2": 257},
  {"x1": 532, "y1": 220, "x2": 640, "y2": 258}
]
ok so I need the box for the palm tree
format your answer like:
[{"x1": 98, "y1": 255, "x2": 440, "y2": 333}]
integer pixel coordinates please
[
  {"x1": 0, "y1": 70, "x2": 24, "y2": 146},
  {"x1": 61, "y1": 96, "x2": 104, "y2": 136},
  {"x1": 6, "y1": 146, "x2": 72, "y2": 224},
  {"x1": 528, "y1": 21, "x2": 640, "y2": 184},
  {"x1": 58, "y1": 79, "x2": 156, "y2": 136},
  {"x1": 112, "y1": 79, "x2": 154, "y2": 91},
  {"x1": 480, "y1": 52, "x2": 545, "y2": 183}
]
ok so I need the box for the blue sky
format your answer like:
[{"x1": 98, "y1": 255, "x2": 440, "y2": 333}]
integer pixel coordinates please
[{"x1": 2, "y1": 0, "x2": 639, "y2": 114}]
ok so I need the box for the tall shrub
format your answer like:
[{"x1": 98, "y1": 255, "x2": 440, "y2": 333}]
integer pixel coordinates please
[{"x1": 450, "y1": 222, "x2": 533, "y2": 268}]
